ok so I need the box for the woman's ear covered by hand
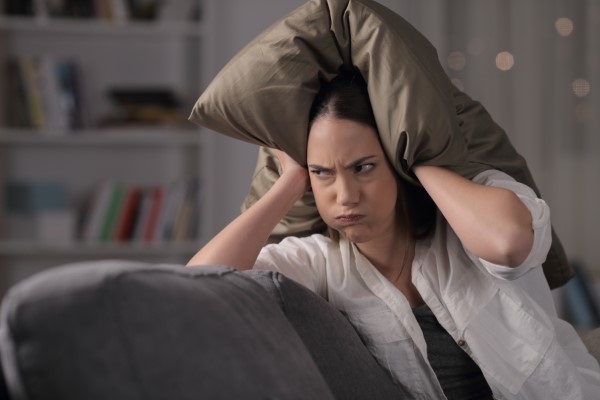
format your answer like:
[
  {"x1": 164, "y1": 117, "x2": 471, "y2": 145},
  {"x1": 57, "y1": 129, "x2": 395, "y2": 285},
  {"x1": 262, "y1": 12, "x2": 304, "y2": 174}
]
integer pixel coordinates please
[
  {"x1": 186, "y1": 148, "x2": 309, "y2": 269},
  {"x1": 413, "y1": 165, "x2": 533, "y2": 267},
  {"x1": 274, "y1": 149, "x2": 310, "y2": 195}
]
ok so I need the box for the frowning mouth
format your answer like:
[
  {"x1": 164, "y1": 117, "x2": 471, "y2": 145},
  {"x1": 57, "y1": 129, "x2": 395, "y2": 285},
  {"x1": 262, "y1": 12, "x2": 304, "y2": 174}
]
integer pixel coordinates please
[{"x1": 335, "y1": 214, "x2": 364, "y2": 224}]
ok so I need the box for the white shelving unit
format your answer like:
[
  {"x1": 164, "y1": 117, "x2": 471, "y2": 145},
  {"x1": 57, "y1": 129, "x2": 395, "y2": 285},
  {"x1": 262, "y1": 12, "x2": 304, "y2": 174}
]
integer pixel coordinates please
[{"x1": 0, "y1": 0, "x2": 217, "y2": 295}]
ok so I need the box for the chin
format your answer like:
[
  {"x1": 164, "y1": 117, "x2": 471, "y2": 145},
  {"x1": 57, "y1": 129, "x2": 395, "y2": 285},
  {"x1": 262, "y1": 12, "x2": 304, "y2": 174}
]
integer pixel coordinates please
[{"x1": 339, "y1": 228, "x2": 372, "y2": 244}]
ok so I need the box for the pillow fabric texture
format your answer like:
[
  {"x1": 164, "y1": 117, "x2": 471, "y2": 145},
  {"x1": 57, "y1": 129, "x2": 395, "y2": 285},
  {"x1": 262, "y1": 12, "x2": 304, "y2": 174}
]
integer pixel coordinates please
[{"x1": 189, "y1": 0, "x2": 572, "y2": 288}]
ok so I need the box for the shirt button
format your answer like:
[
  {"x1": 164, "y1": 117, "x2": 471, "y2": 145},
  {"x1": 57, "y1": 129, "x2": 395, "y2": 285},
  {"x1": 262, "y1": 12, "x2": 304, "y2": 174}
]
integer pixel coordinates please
[{"x1": 457, "y1": 339, "x2": 466, "y2": 347}]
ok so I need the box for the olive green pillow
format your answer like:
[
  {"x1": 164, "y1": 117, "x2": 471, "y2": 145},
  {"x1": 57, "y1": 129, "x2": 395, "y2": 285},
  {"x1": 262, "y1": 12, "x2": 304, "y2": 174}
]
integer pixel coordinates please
[
  {"x1": 189, "y1": 0, "x2": 572, "y2": 288},
  {"x1": 190, "y1": 0, "x2": 466, "y2": 181}
]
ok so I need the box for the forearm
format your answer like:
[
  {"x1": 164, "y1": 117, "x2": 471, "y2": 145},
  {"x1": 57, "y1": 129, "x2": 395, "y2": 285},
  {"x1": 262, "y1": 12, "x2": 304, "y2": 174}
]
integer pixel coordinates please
[
  {"x1": 187, "y1": 172, "x2": 306, "y2": 270},
  {"x1": 413, "y1": 165, "x2": 533, "y2": 266}
]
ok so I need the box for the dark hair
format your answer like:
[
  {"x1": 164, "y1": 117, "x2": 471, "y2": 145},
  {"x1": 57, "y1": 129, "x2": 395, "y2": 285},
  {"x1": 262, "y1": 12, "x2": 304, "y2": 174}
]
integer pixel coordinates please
[
  {"x1": 309, "y1": 69, "x2": 436, "y2": 240},
  {"x1": 309, "y1": 70, "x2": 377, "y2": 130}
]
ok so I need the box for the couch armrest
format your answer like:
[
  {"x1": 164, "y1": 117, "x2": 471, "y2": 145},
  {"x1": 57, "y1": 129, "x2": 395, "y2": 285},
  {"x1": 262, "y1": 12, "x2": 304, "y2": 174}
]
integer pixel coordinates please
[{"x1": 0, "y1": 261, "x2": 334, "y2": 400}]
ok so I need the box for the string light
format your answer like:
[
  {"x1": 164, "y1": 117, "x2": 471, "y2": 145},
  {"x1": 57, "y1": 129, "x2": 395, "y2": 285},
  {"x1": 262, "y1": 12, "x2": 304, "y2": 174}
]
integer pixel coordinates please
[
  {"x1": 555, "y1": 17, "x2": 574, "y2": 37},
  {"x1": 572, "y1": 79, "x2": 591, "y2": 97},
  {"x1": 495, "y1": 51, "x2": 514, "y2": 71},
  {"x1": 447, "y1": 51, "x2": 466, "y2": 71}
]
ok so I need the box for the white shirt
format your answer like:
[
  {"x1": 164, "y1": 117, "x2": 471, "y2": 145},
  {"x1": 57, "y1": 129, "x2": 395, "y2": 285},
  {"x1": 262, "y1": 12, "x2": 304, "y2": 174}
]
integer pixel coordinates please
[{"x1": 255, "y1": 170, "x2": 600, "y2": 400}]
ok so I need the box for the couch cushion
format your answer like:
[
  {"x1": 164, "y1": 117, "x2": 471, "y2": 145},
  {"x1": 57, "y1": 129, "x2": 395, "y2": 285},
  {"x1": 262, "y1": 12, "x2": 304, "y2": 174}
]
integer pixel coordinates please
[
  {"x1": 245, "y1": 269, "x2": 409, "y2": 399},
  {"x1": 0, "y1": 261, "x2": 334, "y2": 400}
]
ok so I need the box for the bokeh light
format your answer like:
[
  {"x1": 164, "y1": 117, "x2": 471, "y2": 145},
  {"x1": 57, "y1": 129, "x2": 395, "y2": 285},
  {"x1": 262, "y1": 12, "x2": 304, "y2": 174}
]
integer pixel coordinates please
[
  {"x1": 555, "y1": 17, "x2": 574, "y2": 37},
  {"x1": 495, "y1": 51, "x2": 515, "y2": 71},
  {"x1": 447, "y1": 51, "x2": 466, "y2": 71},
  {"x1": 572, "y1": 79, "x2": 591, "y2": 97}
]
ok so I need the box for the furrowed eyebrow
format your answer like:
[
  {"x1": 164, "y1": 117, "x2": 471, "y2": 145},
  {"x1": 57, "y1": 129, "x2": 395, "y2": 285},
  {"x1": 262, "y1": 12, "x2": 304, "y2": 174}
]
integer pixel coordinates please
[
  {"x1": 344, "y1": 155, "x2": 376, "y2": 170},
  {"x1": 307, "y1": 156, "x2": 376, "y2": 171},
  {"x1": 307, "y1": 164, "x2": 332, "y2": 171}
]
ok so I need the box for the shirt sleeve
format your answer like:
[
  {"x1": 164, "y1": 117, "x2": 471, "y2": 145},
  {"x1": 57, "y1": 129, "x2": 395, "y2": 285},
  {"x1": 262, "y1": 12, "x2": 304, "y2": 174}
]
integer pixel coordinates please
[
  {"x1": 254, "y1": 234, "x2": 328, "y2": 296},
  {"x1": 467, "y1": 169, "x2": 552, "y2": 280}
]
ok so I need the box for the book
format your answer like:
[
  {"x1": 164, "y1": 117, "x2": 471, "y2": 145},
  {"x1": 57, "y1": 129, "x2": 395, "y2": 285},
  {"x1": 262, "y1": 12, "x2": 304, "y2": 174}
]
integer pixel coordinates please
[
  {"x1": 131, "y1": 187, "x2": 151, "y2": 241},
  {"x1": 172, "y1": 193, "x2": 193, "y2": 242},
  {"x1": 5, "y1": 59, "x2": 31, "y2": 128},
  {"x1": 19, "y1": 57, "x2": 46, "y2": 129},
  {"x1": 39, "y1": 57, "x2": 70, "y2": 132},
  {"x1": 142, "y1": 186, "x2": 164, "y2": 243},
  {"x1": 4, "y1": 56, "x2": 84, "y2": 130},
  {"x1": 55, "y1": 59, "x2": 84, "y2": 129},
  {"x1": 114, "y1": 186, "x2": 141, "y2": 241},
  {"x1": 5, "y1": 181, "x2": 68, "y2": 213},
  {"x1": 154, "y1": 180, "x2": 186, "y2": 242},
  {"x1": 98, "y1": 184, "x2": 124, "y2": 242},
  {"x1": 106, "y1": 87, "x2": 183, "y2": 126},
  {"x1": 172, "y1": 179, "x2": 200, "y2": 242},
  {"x1": 82, "y1": 181, "x2": 115, "y2": 242}
]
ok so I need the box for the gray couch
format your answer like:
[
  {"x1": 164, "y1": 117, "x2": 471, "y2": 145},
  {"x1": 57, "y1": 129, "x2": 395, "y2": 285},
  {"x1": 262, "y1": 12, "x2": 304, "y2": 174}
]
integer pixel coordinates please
[{"x1": 0, "y1": 261, "x2": 598, "y2": 400}]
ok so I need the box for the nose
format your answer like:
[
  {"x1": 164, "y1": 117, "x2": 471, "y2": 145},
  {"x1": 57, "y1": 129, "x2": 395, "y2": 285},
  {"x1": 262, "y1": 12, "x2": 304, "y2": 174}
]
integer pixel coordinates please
[{"x1": 336, "y1": 175, "x2": 359, "y2": 206}]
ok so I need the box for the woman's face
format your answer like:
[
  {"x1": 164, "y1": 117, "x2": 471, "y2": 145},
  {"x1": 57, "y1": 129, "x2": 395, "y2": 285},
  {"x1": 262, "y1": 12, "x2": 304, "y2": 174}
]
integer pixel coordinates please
[{"x1": 307, "y1": 117, "x2": 399, "y2": 244}]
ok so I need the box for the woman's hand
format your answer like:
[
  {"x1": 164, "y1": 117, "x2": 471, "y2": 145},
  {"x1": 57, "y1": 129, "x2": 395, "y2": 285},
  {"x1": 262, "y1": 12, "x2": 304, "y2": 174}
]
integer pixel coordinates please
[
  {"x1": 274, "y1": 149, "x2": 310, "y2": 199},
  {"x1": 186, "y1": 148, "x2": 308, "y2": 270},
  {"x1": 413, "y1": 165, "x2": 533, "y2": 267}
]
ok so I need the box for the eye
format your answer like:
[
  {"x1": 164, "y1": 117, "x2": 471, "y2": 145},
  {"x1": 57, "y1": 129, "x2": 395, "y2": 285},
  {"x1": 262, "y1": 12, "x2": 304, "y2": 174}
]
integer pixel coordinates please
[
  {"x1": 309, "y1": 168, "x2": 333, "y2": 177},
  {"x1": 354, "y1": 163, "x2": 375, "y2": 174}
]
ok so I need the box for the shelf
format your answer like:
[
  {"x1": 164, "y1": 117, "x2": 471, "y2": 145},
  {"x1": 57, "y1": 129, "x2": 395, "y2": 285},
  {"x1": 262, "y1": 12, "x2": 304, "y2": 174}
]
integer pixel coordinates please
[
  {"x1": 0, "y1": 16, "x2": 204, "y2": 37},
  {"x1": 0, "y1": 1, "x2": 215, "y2": 288},
  {"x1": 0, "y1": 128, "x2": 204, "y2": 146},
  {"x1": 0, "y1": 240, "x2": 201, "y2": 257}
]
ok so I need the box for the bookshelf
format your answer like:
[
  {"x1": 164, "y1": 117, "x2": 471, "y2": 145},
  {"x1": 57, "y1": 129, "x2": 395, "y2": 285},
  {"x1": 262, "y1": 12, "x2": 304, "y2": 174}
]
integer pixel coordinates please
[{"x1": 0, "y1": 0, "x2": 217, "y2": 295}]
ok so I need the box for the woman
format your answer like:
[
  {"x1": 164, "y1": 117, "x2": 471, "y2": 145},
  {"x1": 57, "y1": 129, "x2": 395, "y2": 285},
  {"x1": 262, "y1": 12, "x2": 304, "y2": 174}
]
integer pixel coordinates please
[{"x1": 188, "y1": 71, "x2": 600, "y2": 399}]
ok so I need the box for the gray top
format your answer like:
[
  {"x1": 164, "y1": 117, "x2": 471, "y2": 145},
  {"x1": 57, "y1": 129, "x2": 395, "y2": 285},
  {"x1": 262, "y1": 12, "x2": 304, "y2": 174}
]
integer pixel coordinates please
[{"x1": 413, "y1": 304, "x2": 493, "y2": 400}]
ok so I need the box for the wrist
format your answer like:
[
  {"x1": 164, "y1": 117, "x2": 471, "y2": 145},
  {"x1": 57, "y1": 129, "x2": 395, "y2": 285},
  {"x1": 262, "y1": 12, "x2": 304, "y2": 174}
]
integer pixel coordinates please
[
  {"x1": 277, "y1": 168, "x2": 309, "y2": 201},
  {"x1": 412, "y1": 164, "x2": 438, "y2": 178}
]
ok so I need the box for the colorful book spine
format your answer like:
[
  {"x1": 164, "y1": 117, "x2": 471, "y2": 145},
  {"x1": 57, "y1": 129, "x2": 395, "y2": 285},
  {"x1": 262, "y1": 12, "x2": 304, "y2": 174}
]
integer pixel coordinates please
[
  {"x1": 4, "y1": 56, "x2": 83, "y2": 131},
  {"x1": 142, "y1": 186, "x2": 164, "y2": 243},
  {"x1": 114, "y1": 186, "x2": 141, "y2": 242},
  {"x1": 80, "y1": 179, "x2": 200, "y2": 244}
]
